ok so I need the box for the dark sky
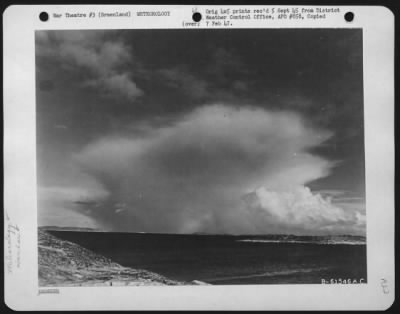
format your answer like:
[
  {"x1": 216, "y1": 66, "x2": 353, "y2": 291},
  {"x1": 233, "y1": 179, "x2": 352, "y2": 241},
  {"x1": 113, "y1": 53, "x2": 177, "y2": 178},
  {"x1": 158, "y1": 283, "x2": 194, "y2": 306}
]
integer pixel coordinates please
[{"x1": 36, "y1": 29, "x2": 365, "y2": 235}]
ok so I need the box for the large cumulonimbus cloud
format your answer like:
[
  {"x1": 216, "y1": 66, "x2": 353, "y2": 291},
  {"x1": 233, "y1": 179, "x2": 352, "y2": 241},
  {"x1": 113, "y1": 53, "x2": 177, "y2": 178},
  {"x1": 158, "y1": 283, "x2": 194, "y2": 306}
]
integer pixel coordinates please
[{"x1": 72, "y1": 104, "x2": 365, "y2": 235}]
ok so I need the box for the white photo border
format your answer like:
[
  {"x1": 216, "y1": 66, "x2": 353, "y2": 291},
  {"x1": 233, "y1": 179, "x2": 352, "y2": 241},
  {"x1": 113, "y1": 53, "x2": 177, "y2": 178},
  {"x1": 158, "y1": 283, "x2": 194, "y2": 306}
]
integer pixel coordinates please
[{"x1": 3, "y1": 5, "x2": 395, "y2": 310}]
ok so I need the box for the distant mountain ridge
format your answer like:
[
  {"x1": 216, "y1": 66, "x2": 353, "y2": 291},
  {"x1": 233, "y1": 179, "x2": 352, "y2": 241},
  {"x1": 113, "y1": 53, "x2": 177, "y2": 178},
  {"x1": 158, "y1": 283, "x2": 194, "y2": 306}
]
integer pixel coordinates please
[{"x1": 234, "y1": 234, "x2": 366, "y2": 245}]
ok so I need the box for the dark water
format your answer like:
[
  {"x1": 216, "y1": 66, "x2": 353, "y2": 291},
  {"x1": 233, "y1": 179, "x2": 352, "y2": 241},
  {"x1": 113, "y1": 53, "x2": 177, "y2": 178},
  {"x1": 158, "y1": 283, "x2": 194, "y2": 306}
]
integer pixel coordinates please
[{"x1": 48, "y1": 231, "x2": 367, "y2": 285}]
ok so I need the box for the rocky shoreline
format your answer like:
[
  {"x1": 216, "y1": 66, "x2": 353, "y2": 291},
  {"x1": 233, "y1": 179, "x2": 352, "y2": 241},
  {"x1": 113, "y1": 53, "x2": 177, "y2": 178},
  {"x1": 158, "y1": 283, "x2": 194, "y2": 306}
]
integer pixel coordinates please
[{"x1": 38, "y1": 230, "x2": 195, "y2": 286}]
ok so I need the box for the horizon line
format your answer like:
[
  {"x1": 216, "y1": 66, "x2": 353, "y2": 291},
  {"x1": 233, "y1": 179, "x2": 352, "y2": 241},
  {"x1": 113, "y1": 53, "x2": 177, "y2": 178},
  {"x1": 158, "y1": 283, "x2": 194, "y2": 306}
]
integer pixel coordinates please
[{"x1": 38, "y1": 226, "x2": 366, "y2": 238}]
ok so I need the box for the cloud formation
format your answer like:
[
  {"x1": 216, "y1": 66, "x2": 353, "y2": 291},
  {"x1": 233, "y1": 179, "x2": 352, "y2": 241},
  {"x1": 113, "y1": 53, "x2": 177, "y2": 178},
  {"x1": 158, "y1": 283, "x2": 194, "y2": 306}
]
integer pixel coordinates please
[
  {"x1": 243, "y1": 186, "x2": 365, "y2": 235},
  {"x1": 36, "y1": 31, "x2": 143, "y2": 100},
  {"x1": 65, "y1": 104, "x2": 364, "y2": 235}
]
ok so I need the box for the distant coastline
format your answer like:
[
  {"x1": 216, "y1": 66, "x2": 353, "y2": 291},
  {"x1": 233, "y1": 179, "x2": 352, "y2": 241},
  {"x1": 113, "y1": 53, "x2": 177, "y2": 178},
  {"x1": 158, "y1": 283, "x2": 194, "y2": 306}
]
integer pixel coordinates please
[
  {"x1": 39, "y1": 226, "x2": 366, "y2": 245},
  {"x1": 39, "y1": 227, "x2": 367, "y2": 285},
  {"x1": 39, "y1": 226, "x2": 105, "y2": 232}
]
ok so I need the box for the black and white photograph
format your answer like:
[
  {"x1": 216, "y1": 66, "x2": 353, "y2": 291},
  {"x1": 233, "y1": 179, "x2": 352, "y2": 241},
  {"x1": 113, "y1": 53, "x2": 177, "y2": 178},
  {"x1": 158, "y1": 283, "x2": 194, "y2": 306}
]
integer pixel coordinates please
[
  {"x1": 35, "y1": 28, "x2": 368, "y2": 287},
  {"x1": 3, "y1": 4, "x2": 395, "y2": 310}
]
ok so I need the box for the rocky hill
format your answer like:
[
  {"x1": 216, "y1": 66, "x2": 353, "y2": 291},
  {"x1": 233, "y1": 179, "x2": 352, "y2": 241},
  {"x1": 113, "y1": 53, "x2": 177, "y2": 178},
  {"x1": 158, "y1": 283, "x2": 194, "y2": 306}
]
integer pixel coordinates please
[{"x1": 38, "y1": 230, "x2": 189, "y2": 286}]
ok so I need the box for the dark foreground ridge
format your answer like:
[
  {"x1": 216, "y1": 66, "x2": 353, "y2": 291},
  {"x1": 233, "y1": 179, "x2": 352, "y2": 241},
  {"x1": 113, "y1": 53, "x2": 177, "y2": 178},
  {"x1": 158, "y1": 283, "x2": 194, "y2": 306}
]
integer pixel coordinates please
[{"x1": 38, "y1": 230, "x2": 200, "y2": 286}]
